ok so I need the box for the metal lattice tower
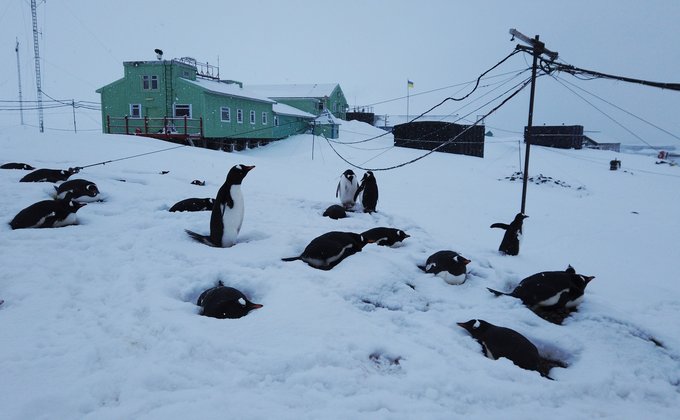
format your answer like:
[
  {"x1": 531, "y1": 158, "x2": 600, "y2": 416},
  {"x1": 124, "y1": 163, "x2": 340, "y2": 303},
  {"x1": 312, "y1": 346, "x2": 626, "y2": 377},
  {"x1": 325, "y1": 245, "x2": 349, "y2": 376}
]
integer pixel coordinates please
[
  {"x1": 15, "y1": 38, "x2": 24, "y2": 125},
  {"x1": 31, "y1": 0, "x2": 44, "y2": 132}
]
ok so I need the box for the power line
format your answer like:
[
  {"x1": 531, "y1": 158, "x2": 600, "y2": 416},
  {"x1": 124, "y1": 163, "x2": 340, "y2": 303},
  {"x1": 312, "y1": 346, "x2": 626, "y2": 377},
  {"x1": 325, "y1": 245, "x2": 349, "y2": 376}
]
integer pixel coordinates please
[{"x1": 324, "y1": 77, "x2": 533, "y2": 172}]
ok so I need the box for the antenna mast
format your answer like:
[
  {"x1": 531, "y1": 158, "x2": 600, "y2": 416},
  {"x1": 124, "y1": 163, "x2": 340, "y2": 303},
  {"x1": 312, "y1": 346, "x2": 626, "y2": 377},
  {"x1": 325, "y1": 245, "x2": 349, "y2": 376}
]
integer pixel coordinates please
[
  {"x1": 15, "y1": 38, "x2": 25, "y2": 125},
  {"x1": 31, "y1": 0, "x2": 44, "y2": 132}
]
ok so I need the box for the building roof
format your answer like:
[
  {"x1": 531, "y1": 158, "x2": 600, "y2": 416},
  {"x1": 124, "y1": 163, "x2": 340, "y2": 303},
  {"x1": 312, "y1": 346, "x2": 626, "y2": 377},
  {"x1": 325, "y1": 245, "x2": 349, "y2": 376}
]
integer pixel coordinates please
[
  {"x1": 314, "y1": 109, "x2": 342, "y2": 125},
  {"x1": 249, "y1": 83, "x2": 339, "y2": 99},
  {"x1": 273, "y1": 103, "x2": 316, "y2": 119},
  {"x1": 181, "y1": 78, "x2": 275, "y2": 104}
]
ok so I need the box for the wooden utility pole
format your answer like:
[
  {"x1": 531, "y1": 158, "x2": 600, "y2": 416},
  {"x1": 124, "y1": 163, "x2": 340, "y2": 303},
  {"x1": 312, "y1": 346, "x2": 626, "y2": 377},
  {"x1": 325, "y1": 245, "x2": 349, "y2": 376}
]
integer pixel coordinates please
[{"x1": 509, "y1": 29, "x2": 558, "y2": 214}]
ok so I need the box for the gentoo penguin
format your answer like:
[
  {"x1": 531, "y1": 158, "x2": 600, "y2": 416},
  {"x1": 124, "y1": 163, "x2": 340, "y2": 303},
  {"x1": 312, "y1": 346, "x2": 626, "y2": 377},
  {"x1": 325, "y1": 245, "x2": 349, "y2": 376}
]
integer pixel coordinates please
[
  {"x1": 487, "y1": 266, "x2": 595, "y2": 310},
  {"x1": 169, "y1": 198, "x2": 215, "y2": 212},
  {"x1": 362, "y1": 227, "x2": 410, "y2": 247},
  {"x1": 55, "y1": 179, "x2": 101, "y2": 203},
  {"x1": 418, "y1": 250, "x2": 471, "y2": 285},
  {"x1": 354, "y1": 171, "x2": 379, "y2": 213},
  {"x1": 197, "y1": 281, "x2": 263, "y2": 319},
  {"x1": 20, "y1": 167, "x2": 78, "y2": 183},
  {"x1": 490, "y1": 213, "x2": 528, "y2": 255},
  {"x1": 10, "y1": 195, "x2": 86, "y2": 229},
  {"x1": 323, "y1": 204, "x2": 347, "y2": 220},
  {"x1": 457, "y1": 319, "x2": 546, "y2": 377},
  {"x1": 185, "y1": 164, "x2": 254, "y2": 247},
  {"x1": 282, "y1": 231, "x2": 369, "y2": 270},
  {"x1": 1, "y1": 162, "x2": 35, "y2": 170},
  {"x1": 336, "y1": 169, "x2": 359, "y2": 209}
]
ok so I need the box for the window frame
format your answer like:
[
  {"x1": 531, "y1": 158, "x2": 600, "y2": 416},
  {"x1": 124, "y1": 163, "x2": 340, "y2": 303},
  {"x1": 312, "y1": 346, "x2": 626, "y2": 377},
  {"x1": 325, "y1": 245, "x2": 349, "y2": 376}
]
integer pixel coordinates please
[
  {"x1": 261, "y1": 111, "x2": 268, "y2": 125},
  {"x1": 142, "y1": 75, "x2": 158, "y2": 90},
  {"x1": 237, "y1": 109, "x2": 243, "y2": 124},
  {"x1": 129, "y1": 103, "x2": 142, "y2": 119},
  {"x1": 249, "y1": 110, "x2": 256, "y2": 125},
  {"x1": 220, "y1": 106, "x2": 231, "y2": 122},
  {"x1": 173, "y1": 103, "x2": 192, "y2": 118}
]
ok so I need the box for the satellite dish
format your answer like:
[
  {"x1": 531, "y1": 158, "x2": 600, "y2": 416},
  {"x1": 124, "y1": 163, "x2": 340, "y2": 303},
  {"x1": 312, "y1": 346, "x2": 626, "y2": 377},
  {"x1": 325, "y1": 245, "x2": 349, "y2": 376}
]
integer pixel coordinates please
[{"x1": 154, "y1": 49, "x2": 163, "y2": 60}]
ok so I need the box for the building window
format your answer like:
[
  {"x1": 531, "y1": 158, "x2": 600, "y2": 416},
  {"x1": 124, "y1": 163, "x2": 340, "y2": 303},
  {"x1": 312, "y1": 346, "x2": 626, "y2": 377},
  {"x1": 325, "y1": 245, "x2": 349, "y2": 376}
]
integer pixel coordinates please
[
  {"x1": 261, "y1": 112, "x2": 268, "y2": 125},
  {"x1": 173, "y1": 104, "x2": 192, "y2": 118},
  {"x1": 221, "y1": 107, "x2": 231, "y2": 122},
  {"x1": 142, "y1": 75, "x2": 158, "y2": 90},
  {"x1": 129, "y1": 104, "x2": 142, "y2": 118},
  {"x1": 274, "y1": 116, "x2": 279, "y2": 126},
  {"x1": 318, "y1": 101, "x2": 324, "y2": 111},
  {"x1": 237, "y1": 109, "x2": 243, "y2": 124},
  {"x1": 249, "y1": 110, "x2": 256, "y2": 125}
]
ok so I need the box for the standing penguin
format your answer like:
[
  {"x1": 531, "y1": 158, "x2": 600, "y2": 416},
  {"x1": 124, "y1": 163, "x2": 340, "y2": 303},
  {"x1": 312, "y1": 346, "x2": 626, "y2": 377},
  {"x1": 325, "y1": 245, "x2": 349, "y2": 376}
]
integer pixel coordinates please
[
  {"x1": 418, "y1": 250, "x2": 471, "y2": 285},
  {"x1": 55, "y1": 179, "x2": 101, "y2": 202},
  {"x1": 185, "y1": 164, "x2": 254, "y2": 247},
  {"x1": 457, "y1": 319, "x2": 547, "y2": 377},
  {"x1": 487, "y1": 266, "x2": 595, "y2": 310},
  {"x1": 490, "y1": 213, "x2": 528, "y2": 255},
  {"x1": 282, "y1": 231, "x2": 369, "y2": 270},
  {"x1": 354, "y1": 171, "x2": 379, "y2": 213},
  {"x1": 197, "y1": 281, "x2": 263, "y2": 319},
  {"x1": 20, "y1": 167, "x2": 78, "y2": 183},
  {"x1": 336, "y1": 169, "x2": 359, "y2": 209},
  {"x1": 10, "y1": 195, "x2": 86, "y2": 229}
]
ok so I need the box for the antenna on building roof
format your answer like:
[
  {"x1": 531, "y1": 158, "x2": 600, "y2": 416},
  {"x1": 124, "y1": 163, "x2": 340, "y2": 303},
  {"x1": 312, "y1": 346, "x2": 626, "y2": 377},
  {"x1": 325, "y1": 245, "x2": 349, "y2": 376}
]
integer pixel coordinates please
[{"x1": 154, "y1": 49, "x2": 163, "y2": 60}]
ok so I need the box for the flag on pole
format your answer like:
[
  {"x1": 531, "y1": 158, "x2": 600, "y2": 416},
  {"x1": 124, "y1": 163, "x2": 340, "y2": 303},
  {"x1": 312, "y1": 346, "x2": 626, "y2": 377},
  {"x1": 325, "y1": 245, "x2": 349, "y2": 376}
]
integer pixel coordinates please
[{"x1": 407, "y1": 80, "x2": 414, "y2": 88}]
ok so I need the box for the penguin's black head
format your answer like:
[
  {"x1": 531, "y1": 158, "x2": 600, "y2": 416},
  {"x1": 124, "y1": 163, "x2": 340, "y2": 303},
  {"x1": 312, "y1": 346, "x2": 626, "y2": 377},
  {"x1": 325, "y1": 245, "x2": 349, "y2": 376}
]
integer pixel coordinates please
[
  {"x1": 69, "y1": 200, "x2": 87, "y2": 212},
  {"x1": 86, "y1": 184, "x2": 100, "y2": 197},
  {"x1": 514, "y1": 213, "x2": 528, "y2": 222},
  {"x1": 343, "y1": 169, "x2": 355, "y2": 181},
  {"x1": 226, "y1": 164, "x2": 255, "y2": 185},
  {"x1": 577, "y1": 275, "x2": 595, "y2": 288},
  {"x1": 454, "y1": 254, "x2": 471, "y2": 266},
  {"x1": 397, "y1": 230, "x2": 410, "y2": 240},
  {"x1": 457, "y1": 319, "x2": 490, "y2": 336},
  {"x1": 211, "y1": 297, "x2": 263, "y2": 319}
]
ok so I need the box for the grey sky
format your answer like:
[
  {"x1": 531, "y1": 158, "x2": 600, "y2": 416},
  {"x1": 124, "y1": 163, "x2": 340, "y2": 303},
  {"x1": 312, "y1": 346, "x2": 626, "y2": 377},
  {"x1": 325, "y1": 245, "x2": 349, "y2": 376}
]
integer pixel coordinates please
[{"x1": 1, "y1": 0, "x2": 678, "y2": 146}]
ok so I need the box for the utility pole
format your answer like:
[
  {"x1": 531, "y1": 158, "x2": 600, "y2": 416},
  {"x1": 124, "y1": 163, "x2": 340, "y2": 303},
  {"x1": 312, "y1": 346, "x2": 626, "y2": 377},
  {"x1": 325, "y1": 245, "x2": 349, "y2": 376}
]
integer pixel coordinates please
[
  {"x1": 31, "y1": 0, "x2": 44, "y2": 133},
  {"x1": 15, "y1": 38, "x2": 24, "y2": 125},
  {"x1": 509, "y1": 28, "x2": 558, "y2": 214}
]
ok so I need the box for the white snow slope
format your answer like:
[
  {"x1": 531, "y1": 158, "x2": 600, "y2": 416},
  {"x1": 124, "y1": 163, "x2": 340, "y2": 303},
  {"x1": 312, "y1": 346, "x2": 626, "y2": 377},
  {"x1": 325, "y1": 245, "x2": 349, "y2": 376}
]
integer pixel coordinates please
[{"x1": 1, "y1": 121, "x2": 679, "y2": 419}]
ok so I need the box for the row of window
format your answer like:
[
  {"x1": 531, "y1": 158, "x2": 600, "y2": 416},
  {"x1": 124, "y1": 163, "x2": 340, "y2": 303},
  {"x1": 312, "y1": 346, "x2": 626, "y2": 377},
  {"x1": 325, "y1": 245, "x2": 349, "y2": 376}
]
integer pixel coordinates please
[{"x1": 129, "y1": 103, "x2": 278, "y2": 126}]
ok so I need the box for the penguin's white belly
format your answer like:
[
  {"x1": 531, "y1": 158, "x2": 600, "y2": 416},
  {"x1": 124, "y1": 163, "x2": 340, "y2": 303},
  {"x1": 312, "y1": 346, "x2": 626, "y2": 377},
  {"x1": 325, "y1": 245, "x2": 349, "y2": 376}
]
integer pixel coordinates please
[
  {"x1": 537, "y1": 288, "x2": 569, "y2": 307},
  {"x1": 52, "y1": 212, "x2": 77, "y2": 227},
  {"x1": 221, "y1": 186, "x2": 244, "y2": 247},
  {"x1": 437, "y1": 271, "x2": 467, "y2": 285},
  {"x1": 338, "y1": 180, "x2": 358, "y2": 206}
]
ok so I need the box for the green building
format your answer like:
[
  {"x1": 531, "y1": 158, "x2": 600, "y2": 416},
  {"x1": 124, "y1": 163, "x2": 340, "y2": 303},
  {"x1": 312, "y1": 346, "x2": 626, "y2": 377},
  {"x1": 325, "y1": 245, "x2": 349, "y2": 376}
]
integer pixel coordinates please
[
  {"x1": 96, "y1": 57, "x2": 321, "y2": 148},
  {"x1": 249, "y1": 83, "x2": 349, "y2": 120}
]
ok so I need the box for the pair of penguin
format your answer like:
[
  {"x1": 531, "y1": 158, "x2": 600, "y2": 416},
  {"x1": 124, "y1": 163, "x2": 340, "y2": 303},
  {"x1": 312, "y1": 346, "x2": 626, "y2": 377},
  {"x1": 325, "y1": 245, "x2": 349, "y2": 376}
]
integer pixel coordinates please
[
  {"x1": 336, "y1": 169, "x2": 378, "y2": 213},
  {"x1": 186, "y1": 164, "x2": 254, "y2": 247},
  {"x1": 487, "y1": 265, "x2": 595, "y2": 311}
]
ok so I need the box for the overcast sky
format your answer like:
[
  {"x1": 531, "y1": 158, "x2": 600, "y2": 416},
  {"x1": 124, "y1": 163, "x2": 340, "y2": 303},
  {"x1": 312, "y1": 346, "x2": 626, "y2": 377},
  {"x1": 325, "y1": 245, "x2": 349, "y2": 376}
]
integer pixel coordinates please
[{"x1": 1, "y1": 0, "x2": 678, "y2": 146}]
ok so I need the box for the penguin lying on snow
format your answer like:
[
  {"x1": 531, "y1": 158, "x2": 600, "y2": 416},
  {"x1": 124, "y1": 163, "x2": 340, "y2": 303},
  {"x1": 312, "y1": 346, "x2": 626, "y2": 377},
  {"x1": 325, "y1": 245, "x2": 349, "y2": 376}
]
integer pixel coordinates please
[
  {"x1": 323, "y1": 204, "x2": 347, "y2": 220},
  {"x1": 282, "y1": 231, "x2": 369, "y2": 270},
  {"x1": 490, "y1": 213, "x2": 528, "y2": 255},
  {"x1": 1, "y1": 162, "x2": 35, "y2": 170},
  {"x1": 336, "y1": 169, "x2": 359, "y2": 209},
  {"x1": 487, "y1": 265, "x2": 595, "y2": 310},
  {"x1": 10, "y1": 195, "x2": 86, "y2": 229},
  {"x1": 170, "y1": 198, "x2": 214, "y2": 212},
  {"x1": 186, "y1": 164, "x2": 254, "y2": 247},
  {"x1": 20, "y1": 167, "x2": 78, "y2": 183},
  {"x1": 362, "y1": 227, "x2": 409, "y2": 247},
  {"x1": 458, "y1": 319, "x2": 552, "y2": 379},
  {"x1": 354, "y1": 171, "x2": 379, "y2": 213},
  {"x1": 55, "y1": 179, "x2": 101, "y2": 203},
  {"x1": 418, "y1": 250, "x2": 471, "y2": 285},
  {"x1": 197, "y1": 281, "x2": 263, "y2": 319}
]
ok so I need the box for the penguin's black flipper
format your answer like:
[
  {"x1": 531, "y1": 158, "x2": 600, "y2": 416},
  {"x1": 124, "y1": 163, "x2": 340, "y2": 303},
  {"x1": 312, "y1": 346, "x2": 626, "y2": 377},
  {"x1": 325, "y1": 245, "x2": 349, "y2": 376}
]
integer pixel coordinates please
[
  {"x1": 281, "y1": 256, "x2": 301, "y2": 262},
  {"x1": 490, "y1": 223, "x2": 510, "y2": 230},
  {"x1": 185, "y1": 229, "x2": 219, "y2": 247},
  {"x1": 353, "y1": 184, "x2": 364, "y2": 201},
  {"x1": 487, "y1": 287, "x2": 510, "y2": 297}
]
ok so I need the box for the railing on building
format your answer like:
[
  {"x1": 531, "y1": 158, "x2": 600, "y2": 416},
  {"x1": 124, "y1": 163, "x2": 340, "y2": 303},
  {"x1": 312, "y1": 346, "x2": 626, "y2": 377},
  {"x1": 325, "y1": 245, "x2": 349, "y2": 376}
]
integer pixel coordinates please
[{"x1": 106, "y1": 116, "x2": 204, "y2": 141}]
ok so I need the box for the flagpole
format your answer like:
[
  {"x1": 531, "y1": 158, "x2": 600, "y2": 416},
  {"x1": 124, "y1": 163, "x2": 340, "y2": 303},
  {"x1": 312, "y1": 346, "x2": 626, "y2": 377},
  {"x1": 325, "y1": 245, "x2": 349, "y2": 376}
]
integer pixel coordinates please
[{"x1": 406, "y1": 79, "x2": 410, "y2": 122}]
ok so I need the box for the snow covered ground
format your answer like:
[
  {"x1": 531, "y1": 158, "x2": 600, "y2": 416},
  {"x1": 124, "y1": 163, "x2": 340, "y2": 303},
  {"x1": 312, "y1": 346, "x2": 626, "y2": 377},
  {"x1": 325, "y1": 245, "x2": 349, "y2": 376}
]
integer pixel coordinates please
[{"x1": 1, "y1": 121, "x2": 679, "y2": 419}]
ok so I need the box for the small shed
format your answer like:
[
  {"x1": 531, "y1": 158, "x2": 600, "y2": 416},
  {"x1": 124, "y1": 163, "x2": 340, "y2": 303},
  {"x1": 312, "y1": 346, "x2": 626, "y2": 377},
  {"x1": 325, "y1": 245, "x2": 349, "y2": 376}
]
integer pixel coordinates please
[
  {"x1": 313, "y1": 109, "x2": 341, "y2": 139},
  {"x1": 393, "y1": 121, "x2": 485, "y2": 158},
  {"x1": 526, "y1": 125, "x2": 584, "y2": 149}
]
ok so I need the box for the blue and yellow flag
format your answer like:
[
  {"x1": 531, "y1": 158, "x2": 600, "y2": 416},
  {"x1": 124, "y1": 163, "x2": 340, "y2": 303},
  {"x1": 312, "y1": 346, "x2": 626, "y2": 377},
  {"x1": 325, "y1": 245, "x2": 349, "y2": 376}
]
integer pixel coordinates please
[{"x1": 407, "y1": 80, "x2": 414, "y2": 88}]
